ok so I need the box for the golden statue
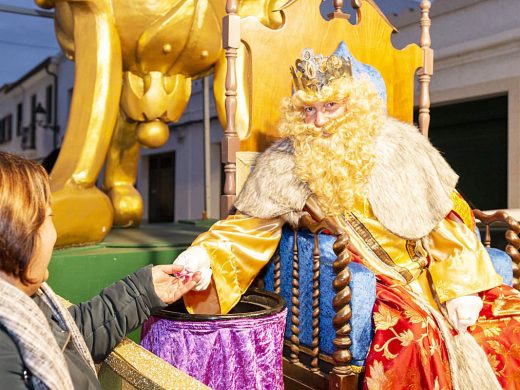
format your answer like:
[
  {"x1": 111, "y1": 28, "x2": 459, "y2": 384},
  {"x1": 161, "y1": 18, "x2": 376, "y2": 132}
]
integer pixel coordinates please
[{"x1": 34, "y1": 0, "x2": 285, "y2": 246}]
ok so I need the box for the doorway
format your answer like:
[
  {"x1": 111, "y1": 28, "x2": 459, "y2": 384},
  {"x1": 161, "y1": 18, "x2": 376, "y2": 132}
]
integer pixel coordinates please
[{"x1": 149, "y1": 152, "x2": 175, "y2": 223}]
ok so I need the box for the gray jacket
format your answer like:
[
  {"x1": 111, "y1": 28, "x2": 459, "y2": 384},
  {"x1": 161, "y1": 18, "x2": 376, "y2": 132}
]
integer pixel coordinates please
[{"x1": 0, "y1": 265, "x2": 166, "y2": 389}]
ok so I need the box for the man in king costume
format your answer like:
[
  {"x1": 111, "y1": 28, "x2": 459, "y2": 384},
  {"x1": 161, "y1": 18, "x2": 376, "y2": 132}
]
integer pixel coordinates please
[{"x1": 174, "y1": 49, "x2": 520, "y2": 389}]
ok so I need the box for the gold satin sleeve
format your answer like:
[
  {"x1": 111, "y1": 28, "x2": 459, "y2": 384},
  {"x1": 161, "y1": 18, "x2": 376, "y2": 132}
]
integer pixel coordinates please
[
  {"x1": 185, "y1": 214, "x2": 284, "y2": 314},
  {"x1": 427, "y1": 218, "x2": 503, "y2": 303}
]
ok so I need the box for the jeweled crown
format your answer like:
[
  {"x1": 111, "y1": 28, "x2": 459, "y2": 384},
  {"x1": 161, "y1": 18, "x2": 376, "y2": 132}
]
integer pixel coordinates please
[{"x1": 290, "y1": 48, "x2": 352, "y2": 93}]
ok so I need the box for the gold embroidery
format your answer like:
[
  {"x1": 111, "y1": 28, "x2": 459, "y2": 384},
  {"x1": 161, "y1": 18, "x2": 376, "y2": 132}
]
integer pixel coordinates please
[
  {"x1": 483, "y1": 326, "x2": 501, "y2": 338},
  {"x1": 404, "y1": 308, "x2": 426, "y2": 328},
  {"x1": 345, "y1": 212, "x2": 414, "y2": 282},
  {"x1": 487, "y1": 353, "x2": 500, "y2": 373},
  {"x1": 511, "y1": 344, "x2": 520, "y2": 359},
  {"x1": 366, "y1": 360, "x2": 388, "y2": 390},
  {"x1": 373, "y1": 305, "x2": 399, "y2": 330},
  {"x1": 396, "y1": 329, "x2": 414, "y2": 346},
  {"x1": 487, "y1": 339, "x2": 507, "y2": 355},
  {"x1": 450, "y1": 191, "x2": 475, "y2": 230}
]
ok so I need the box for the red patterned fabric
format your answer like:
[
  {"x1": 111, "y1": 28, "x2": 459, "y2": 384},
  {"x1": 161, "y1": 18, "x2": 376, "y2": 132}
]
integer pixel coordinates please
[{"x1": 364, "y1": 277, "x2": 520, "y2": 389}]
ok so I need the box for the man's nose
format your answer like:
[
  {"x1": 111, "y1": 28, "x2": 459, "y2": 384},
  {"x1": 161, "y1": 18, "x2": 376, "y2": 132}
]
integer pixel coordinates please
[{"x1": 314, "y1": 111, "x2": 328, "y2": 128}]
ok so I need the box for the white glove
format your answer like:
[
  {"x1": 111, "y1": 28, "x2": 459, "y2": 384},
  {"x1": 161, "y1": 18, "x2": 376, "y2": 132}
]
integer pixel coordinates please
[
  {"x1": 173, "y1": 246, "x2": 212, "y2": 291},
  {"x1": 445, "y1": 293, "x2": 483, "y2": 334}
]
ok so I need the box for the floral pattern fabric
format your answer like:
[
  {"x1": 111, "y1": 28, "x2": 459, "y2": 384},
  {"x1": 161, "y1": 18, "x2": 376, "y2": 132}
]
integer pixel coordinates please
[{"x1": 364, "y1": 277, "x2": 520, "y2": 390}]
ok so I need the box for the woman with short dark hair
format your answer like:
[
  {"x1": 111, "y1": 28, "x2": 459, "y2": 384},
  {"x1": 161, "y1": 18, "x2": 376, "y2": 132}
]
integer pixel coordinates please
[{"x1": 0, "y1": 152, "x2": 200, "y2": 389}]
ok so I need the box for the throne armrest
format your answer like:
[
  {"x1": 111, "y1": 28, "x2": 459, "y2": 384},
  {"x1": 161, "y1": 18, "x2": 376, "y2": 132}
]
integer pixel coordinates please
[{"x1": 98, "y1": 338, "x2": 209, "y2": 390}]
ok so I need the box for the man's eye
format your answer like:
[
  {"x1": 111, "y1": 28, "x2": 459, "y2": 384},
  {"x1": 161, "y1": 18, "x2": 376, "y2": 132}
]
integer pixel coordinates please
[
  {"x1": 304, "y1": 107, "x2": 315, "y2": 114},
  {"x1": 325, "y1": 102, "x2": 337, "y2": 110}
]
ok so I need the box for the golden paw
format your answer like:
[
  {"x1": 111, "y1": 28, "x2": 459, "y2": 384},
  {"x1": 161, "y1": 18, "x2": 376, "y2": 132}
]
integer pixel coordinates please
[{"x1": 108, "y1": 184, "x2": 143, "y2": 228}]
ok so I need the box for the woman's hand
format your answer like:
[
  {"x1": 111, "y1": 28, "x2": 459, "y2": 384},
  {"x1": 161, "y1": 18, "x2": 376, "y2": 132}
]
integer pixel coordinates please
[
  {"x1": 151, "y1": 264, "x2": 201, "y2": 305},
  {"x1": 446, "y1": 293, "x2": 483, "y2": 334}
]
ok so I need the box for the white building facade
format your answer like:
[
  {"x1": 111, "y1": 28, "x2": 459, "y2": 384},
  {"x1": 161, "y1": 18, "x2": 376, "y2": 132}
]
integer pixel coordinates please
[{"x1": 0, "y1": 54, "x2": 73, "y2": 163}]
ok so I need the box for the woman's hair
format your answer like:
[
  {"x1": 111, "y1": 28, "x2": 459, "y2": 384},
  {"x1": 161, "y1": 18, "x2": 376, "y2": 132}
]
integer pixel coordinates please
[{"x1": 0, "y1": 152, "x2": 51, "y2": 284}]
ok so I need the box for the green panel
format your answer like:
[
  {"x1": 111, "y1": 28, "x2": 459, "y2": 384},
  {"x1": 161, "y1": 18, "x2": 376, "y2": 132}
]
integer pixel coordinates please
[
  {"x1": 47, "y1": 223, "x2": 209, "y2": 303},
  {"x1": 48, "y1": 246, "x2": 189, "y2": 303}
]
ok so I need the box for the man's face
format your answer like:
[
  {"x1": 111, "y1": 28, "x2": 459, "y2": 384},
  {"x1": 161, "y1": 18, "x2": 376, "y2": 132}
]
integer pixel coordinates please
[{"x1": 303, "y1": 101, "x2": 346, "y2": 137}]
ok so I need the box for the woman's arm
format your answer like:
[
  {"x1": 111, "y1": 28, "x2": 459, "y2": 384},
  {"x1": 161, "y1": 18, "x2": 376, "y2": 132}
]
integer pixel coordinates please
[
  {"x1": 0, "y1": 327, "x2": 30, "y2": 389},
  {"x1": 68, "y1": 265, "x2": 164, "y2": 363}
]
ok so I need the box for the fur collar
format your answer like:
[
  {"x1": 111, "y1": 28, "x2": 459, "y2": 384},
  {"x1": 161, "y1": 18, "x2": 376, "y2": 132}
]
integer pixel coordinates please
[
  {"x1": 234, "y1": 138, "x2": 311, "y2": 227},
  {"x1": 234, "y1": 117, "x2": 458, "y2": 239},
  {"x1": 367, "y1": 118, "x2": 458, "y2": 239}
]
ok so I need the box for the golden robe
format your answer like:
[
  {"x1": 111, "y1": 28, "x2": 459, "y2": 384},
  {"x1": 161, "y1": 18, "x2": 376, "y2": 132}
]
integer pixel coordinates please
[
  {"x1": 183, "y1": 194, "x2": 520, "y2": 389},
  {"x1": 184, "y1": 192, "x2": 502, "y2": 315}
]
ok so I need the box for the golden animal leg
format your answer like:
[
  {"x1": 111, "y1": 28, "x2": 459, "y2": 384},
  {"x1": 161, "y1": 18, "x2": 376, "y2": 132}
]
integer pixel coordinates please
[
  {"x1": 104, "y1": 112, "x2": 142, "y2": 228},
  {"x1": 50, "y1": 1, "x2": 122, "y2": 247}
]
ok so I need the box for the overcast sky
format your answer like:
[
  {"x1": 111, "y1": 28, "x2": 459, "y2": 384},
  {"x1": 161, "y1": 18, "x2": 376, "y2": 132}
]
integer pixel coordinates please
[{"x1": 0, "y1": 0, "x2": 424, "y2": 87}]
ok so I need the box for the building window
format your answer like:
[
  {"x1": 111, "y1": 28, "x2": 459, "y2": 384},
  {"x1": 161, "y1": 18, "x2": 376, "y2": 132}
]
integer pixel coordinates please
[
  {"x1": 0, "y1": 115, "x2": 13, "y2": 144},
  {"x1": 46, "y1": 84, "x2": 53, "y2": 124},
  {"x1": 22, "y1": 95, "x2": 37, "y2": 150},
  {"x1": 148, "y1": 152, "x2": 175, "y2": 223},
  {"x1": 16, "y1": 103, "x2": 23, "y2": 136},
  {"x1": 4, "y1": 115, "x2": 12, "y2": 142}
]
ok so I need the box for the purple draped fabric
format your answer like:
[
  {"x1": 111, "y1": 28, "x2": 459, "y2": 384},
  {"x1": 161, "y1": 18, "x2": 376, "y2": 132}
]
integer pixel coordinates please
[{"x1": 141, "y1": 308, "x2": 287, "y2": 390}]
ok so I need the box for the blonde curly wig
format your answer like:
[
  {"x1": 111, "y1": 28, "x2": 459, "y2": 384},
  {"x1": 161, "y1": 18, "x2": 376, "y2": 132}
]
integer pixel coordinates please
[{"x1": 278, "y1": 76, "x2": 385, "y2": 215}]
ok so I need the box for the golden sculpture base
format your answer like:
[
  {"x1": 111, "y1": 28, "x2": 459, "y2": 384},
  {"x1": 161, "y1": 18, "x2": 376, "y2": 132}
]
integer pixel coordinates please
[{"x1": 51, "y1": 184, "x2": 114, "y2": 247}]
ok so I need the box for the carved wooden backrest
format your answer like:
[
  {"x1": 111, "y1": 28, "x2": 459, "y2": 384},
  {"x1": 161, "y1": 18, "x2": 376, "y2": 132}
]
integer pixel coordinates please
[{"x1": 217, "y1": 0, "x2": 432, "y2": 215}]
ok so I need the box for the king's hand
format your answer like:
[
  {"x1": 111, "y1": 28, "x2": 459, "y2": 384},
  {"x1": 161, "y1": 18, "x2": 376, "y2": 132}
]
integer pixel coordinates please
[
  {"x1": 446, "y1": 293, "x2": 483, "y2": 334},
  {"x1": 172, "y1": 246, "x2": 213, "y2": 291}
]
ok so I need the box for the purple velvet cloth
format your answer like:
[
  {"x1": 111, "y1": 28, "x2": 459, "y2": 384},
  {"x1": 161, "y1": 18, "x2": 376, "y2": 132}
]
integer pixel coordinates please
[{"x1": 141, "y1": 308, "x2": 287, "y2": 390}]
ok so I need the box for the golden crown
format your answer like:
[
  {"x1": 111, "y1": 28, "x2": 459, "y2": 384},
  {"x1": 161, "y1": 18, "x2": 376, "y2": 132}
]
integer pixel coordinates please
[{"x1": 290, "y1": 48, "x2": 352, "y2": 93}]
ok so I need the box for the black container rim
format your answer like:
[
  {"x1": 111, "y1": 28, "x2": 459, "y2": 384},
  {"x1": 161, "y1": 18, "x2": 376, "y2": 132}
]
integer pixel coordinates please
[{"x1": 153, "y1": 288, "x2": 287, "y2": 321}]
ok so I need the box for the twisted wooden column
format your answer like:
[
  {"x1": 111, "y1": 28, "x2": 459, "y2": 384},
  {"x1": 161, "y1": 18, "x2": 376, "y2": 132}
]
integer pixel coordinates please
[
  {"x1": 505, "y1": 217, "x2": 520, "y2": 289},
  {"x1": 418, "y1": 0, "x2": 433, "y2": 137},
  {"x1": 221, "y1": 0, "x2": 241, "y2": 217},
  {"x1": 301, "y1": 197, "x2": 356, "y2": 387},
  {"x1": 273, "y1": 252, "x2": 282, "y2": 294},
  {"x1": 311, "y1": 232, "x2": 321, "y2": 371},
  {"x1": 330, "y1": 232, "x2": 353, "y2": 376},
  {"x1": 290, "y1": 229, "x2": 301, "y2": 363}
]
